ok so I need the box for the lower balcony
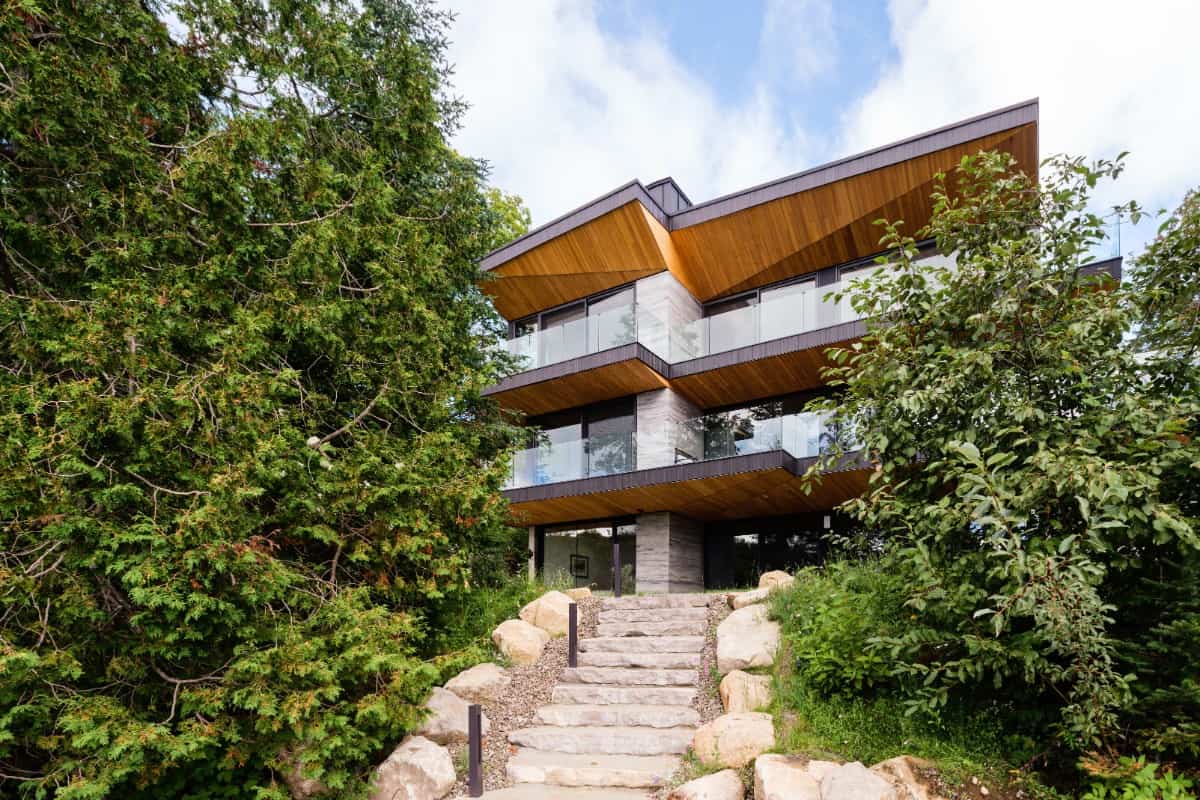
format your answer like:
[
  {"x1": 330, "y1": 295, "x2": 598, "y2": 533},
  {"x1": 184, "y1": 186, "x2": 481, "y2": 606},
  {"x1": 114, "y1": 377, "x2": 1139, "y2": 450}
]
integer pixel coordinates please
[{"x1": 503, "y1": 410, "x2": 869, "y2": 525}]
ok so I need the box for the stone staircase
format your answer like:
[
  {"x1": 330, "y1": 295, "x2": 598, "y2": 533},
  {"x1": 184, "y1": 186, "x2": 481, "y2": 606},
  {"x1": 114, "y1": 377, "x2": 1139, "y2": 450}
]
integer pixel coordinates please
[{"x1": 480, "y1": 594, "x2": 710, "y2": 800}]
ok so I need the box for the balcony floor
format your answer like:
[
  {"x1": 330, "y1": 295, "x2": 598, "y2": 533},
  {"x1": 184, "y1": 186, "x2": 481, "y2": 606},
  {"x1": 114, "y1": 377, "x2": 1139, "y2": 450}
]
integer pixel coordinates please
[{"x1": 503, "y1": 449, "x2": 869, "y2": 526}]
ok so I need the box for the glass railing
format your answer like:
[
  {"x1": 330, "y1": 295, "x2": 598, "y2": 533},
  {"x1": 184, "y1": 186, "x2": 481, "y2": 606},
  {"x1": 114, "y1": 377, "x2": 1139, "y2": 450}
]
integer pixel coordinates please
[
  {"x1": 505, "y1": 431, "x2": 637, "y2": 489},
  {"x1": 505, "y1": 302, "x2": 638, "y2": 370},
  {"x1": 670, "y1": 409, "x2": 855, "y2": 465},
  {"x1": 500, "y1": 277, "x2": 872, "y2": 373}
]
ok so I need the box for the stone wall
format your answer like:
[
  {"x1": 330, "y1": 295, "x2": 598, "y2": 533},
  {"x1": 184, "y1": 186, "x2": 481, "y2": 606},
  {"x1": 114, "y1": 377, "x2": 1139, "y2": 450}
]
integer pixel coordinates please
[
  {"x1": 636, "y1": 511, "x2": 704, "y2": 593},
  {"x1": 634, "y1": 271, "x2": 701, "y2": 361},
  {"x1": 635, "y1": 388, "x2": 700, "y2": 469}
]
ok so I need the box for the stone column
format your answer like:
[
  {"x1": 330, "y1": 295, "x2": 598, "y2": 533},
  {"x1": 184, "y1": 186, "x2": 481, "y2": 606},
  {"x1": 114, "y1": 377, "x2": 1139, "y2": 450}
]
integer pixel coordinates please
[
  {"x1": 635, "y1": 512, "x2": 704, "y2": 593},
  {"x1": 527, "y1": 525, "x2": 536, "y2": 582}
]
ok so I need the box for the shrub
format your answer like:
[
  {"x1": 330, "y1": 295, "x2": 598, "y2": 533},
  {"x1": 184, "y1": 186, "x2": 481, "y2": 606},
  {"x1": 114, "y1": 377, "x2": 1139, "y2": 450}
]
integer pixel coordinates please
[{"x1": 1082, "y1": 757, "x2": 1196, "y2": 800}]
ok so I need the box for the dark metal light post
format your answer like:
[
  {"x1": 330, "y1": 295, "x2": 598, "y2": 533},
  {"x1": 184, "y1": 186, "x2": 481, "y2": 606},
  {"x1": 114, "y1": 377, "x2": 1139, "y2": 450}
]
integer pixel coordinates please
[
  {"x1": 612, "y1": 540, "x2": 622, "y2": 598},
  {"x1": 468, "y1": 704, "x2": 483, "y2": 797},
  {"x1": 568, "y1": 602, "x2": 578, "y2": 668}
]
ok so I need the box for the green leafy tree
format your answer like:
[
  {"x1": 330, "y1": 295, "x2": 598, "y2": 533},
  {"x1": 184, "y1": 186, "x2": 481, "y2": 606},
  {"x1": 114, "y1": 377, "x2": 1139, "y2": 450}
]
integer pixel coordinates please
[
  {"x1": 813, "y1": 151, "x2": 1199, "y2": 754},
  {"x1": 0, "y1": 1, "x2": 527, "y2": 797}
]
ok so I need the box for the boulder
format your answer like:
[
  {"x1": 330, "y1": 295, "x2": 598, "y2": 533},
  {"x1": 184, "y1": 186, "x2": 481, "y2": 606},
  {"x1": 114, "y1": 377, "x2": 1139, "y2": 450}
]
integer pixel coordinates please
[
  {"x1": 719, "y1": 670, "x2": 773, "y2": 712},
  {"x1": 754, "y1": 754, "x2": 820, "y2": 800},
  {"x1": 416, "y1": 687, "x2": 490, "y2": 745},
  {"x1": 492, "y1": 618, "x2": 550, "y2": 666},
  {"x1": 716, "y1": 604, "x2": 780, "y2": 673},
  {"x1": 821, "y1": 761, "x2": 898, "y2": 800},
  {"x1": 280, "y1": 748, "x2": 326, "y2": 800},
  {"x1": 444, "y1": 662, "x2": 511, "y2": 705},
  {"x1": 668, "y1": 768, "x2": 744, "y2": 800},
  {"x1": 519, "y1": 590, "x2": 574, "y2": 636},
  {"x1": 370, "y1": 735, "x2": 455, "y2": 800},
  {"x1": 564, "y1": 587, "x2": 592, "y2": 601},
  {"x1": 691, "y1": 712, "x2": 775, "y2": 768},
  {"x1": 729, "y1": 588, "x2": 772, "y2": 609},
  {"x1": 758, "y1": 570, "x2": 795, "y2": 591},
  {"x1": 872, "y1": 755, "x2": 939, "y2": 800}
]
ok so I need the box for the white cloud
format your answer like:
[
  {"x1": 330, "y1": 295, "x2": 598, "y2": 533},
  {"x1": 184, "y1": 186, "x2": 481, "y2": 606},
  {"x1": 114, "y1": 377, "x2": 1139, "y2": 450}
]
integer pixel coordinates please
[
  {"x1": 837, "y1": 0, "x2": 1200, "y2": 253},
  {"x1": 443, "y1": 0, "x2": 825, "y2": 223},
  {"x1": 446, "y1": 0, "x2": 1199, "y2": 257}
]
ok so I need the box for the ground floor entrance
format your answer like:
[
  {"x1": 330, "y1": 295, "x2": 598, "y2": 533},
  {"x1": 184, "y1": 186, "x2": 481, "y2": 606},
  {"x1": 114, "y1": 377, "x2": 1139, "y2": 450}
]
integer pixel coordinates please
[{"x1": 532, "y1": 511, "x2": 849, "y2": 592}]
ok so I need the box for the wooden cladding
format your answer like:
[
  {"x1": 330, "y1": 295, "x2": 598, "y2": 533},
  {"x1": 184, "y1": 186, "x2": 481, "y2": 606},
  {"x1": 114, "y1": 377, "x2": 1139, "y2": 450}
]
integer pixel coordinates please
[
  {"x1": 480, "y1": 107, "x2": 1039, "y2": 320},
  {"x1": 504, "y1": 451, "x2": 871, "y2": 526}
]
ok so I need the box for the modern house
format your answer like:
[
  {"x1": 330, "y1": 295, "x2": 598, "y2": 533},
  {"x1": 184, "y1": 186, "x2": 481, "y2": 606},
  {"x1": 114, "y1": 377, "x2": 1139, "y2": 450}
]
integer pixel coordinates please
[{"x1": 478, "y1": 99, "x2": 1119, "y2": 593}]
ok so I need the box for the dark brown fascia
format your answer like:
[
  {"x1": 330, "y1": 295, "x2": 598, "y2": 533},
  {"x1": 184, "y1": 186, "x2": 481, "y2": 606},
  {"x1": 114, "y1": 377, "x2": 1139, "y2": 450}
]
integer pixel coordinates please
[
  {"x1": 479, "y1": 98, "x2": 1040, "y2": 274},
  {"x1": 483, "y1": 342, "x2": 669, "y2": 397},
  {"x1": 501, "y1": 448, "x2": 868, "y2": 505}
]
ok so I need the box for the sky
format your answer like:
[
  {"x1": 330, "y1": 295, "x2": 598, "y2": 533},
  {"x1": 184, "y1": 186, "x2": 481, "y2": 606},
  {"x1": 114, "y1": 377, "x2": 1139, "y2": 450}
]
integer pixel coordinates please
[{"x1": 443, "y1": 0, "x2": 1200, "y2": 257}]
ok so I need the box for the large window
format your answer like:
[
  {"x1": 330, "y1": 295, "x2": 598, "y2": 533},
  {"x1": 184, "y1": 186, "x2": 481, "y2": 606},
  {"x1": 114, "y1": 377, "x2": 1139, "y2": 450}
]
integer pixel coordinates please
[
  {"x1": 703, "y1": 514, "x2": 835, "y2": 589},
  {"x1": 511, "y1": 398, "x2": 636, "y2": 487},
  {"x1": 510, "y1": 285, "x2": 637, "y2": 369},
  {"x1": 538, "y1": 519, "x2": 637, "y2": 592}
]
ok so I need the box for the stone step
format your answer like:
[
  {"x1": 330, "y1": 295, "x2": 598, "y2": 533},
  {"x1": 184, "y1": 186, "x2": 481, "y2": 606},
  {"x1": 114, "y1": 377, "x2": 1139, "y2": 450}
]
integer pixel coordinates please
[
  {"x1": 552, "y1": 684, "x2": 696, "y2": 706},
  {"x1": 535, "y1": 703, "x2": 700, "y2": 728},
  {"x1": 602, "y1": 594, "x2": 709, "y2": 610},
  {"x1": 598, "y1": 606, "x2": 708, "y2": 623},
  {"x1": 508, "y1": 725, "x2": 695, "y2": 755},
  {"x1": 578, "y1": 636, "x2": 705, "y2": 654},
  {"x1": 562, "y1": 667, "x2": 697, "y2": 686},
  {"x1": 578, "y1": 650, "x2": 701, "y2": 669},
  {"x1": 481, "y1": 785, "x2": 652, "y2": 800},
  {"x1": 506, "y1": 749, "x2": 681, "y2": 788},
  {"x1": 596, "y1": 620, "x2": 707, "y2": 637}
]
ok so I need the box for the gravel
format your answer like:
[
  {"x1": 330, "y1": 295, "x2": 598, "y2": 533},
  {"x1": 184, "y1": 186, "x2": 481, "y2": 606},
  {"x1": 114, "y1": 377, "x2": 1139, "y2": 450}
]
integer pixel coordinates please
[{"x1": 446, "y1": 594, "x2": 601, "y2": 798}]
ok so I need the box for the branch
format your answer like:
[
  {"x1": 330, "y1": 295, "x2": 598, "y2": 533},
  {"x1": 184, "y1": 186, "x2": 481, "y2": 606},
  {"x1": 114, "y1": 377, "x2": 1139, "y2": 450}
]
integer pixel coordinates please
[
  {"x1": 124, "y1": 468, "x2": 211, "y2": 497},
  {"x1": 247, "y1": 199, "x2": 355, "y2": 228},
  {"x1": 307, "y1": 381, "x2": 388, "y2": 448}
]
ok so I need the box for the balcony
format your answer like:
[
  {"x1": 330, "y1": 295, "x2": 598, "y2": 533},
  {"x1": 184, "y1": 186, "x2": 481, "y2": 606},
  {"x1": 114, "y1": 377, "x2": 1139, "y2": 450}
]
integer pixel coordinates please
[{"x1": 504, "y1": 409, "x2": 851, "y2": 490}]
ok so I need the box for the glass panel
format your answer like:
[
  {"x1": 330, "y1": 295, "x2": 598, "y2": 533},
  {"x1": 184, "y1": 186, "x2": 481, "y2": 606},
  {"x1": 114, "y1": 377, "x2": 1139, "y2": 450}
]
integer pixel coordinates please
[
  {"x1": 675, "y1": 405, "x2": 847, "y2": 464},
  {"x1": 588, "y1": 431, "x2": 635, "y2": 477},
  {"x1": 540, "y1": 303, "x2": 587, "y2": 365},
  {"x1": 760, "y1": 280, "x2": 818, "y2": 341},
  {"x1": 705, "y1": 295, "x2": 757, "y2": 354},
  {"x1": 834, "y1": 264, "x2": 884, "y2": 324},
  {"x1": 588, "y1": 288, "x2": 636, "y2": 352},
  {"x1": 543, "y1": 522, "x2": 637, "y2": 592}
]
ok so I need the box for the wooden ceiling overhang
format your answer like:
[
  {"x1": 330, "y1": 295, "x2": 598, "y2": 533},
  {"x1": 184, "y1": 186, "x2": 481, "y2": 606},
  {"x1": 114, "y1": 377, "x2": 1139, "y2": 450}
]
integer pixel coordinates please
[
  {"x1": 479, "y1": 100, "x2": 1039, "y2": 317},
  {"x1": 504, "y1": 450, "x2": 871, "y2": 526}
]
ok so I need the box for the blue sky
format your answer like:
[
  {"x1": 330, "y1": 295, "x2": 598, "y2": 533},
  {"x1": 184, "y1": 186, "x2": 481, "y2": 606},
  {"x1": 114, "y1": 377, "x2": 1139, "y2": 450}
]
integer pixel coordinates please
[{"x1": 446, "y1": 0, "x2": 1200, "y2": 256}]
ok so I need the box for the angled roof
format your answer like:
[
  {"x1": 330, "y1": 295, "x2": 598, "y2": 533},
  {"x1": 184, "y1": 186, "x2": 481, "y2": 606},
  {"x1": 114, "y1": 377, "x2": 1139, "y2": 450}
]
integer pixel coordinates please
[{"x1": 481, "y1": 99, "x2": 1039, "y2": 319}]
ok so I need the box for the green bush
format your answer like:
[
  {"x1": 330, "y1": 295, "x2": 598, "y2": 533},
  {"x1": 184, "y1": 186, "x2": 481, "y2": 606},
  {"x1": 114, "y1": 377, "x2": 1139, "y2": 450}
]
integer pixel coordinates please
[
  {"x1": 1082, "y1": 758, "x2": 1195, "y2": 800},
  {"x1": 770, "y1": 558, "x2": 909, "y2": 696}
]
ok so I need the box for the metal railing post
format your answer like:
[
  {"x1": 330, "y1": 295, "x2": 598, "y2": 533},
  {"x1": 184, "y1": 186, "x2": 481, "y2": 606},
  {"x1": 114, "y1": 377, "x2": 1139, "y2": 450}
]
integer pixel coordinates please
[
  {"x1": 568, "y1": 602, "x2": 578, "y2": 668},
  {"x1": 612, "y1": 540, "x2": 622, "y2": 598},
  {"x1": 468, "y1": 704, "x2": 483, "y2": 797}
]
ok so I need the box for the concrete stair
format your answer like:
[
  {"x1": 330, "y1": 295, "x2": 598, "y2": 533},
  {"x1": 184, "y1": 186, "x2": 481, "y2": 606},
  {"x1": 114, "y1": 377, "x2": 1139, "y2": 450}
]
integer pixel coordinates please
[
  {"x1": 498, "y1": 594, "x2": 711, "y2": 794},
  {"x1": 507, "y1": 749, "x2": 680, "y2": 788},
  {"x1": 598, "y1": 606, "x2": 708, "y2": 623},
  {"x1": 535, "y1": 703, "x2": 700, "y2": 728},
  {"x1": 595, "y1": 619, "x2": 707, "y2": 637},
  {"x1": 578, "y1": 635, "x2": 704, "y2": 653},
  {"x1": 562, "y1": 667, "x2": 698, "y2": 686},
  {"x1": 509, "y1": 725, "x2": 695, "y2": 755},
  {"x1": 576, "y1": 650, "x2": 701, "y2": 669},
  {"x1": 481, "y1": 786, "x2": 653, "y2": 799}
]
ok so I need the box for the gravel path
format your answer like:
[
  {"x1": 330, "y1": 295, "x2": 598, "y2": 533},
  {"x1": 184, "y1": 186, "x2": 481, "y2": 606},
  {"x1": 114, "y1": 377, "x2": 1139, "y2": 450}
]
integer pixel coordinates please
[
  {"x1": 694, "y1": 594, "x2": 731, "y2": 725},
  {"x1": 446, "y1": 595, "x2": 601, "y2": 798}
]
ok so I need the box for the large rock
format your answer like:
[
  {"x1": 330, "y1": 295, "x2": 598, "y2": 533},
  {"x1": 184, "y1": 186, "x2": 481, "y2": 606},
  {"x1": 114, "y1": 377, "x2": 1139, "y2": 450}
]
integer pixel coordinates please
[
  {"x1": 492, "y1": 618, "x2": 550, "y2": 665},
  {"x1": 754, "y1": 754, "x2": 820, "y2": 800},
  {"x1": 668, "y1": 768, "x2": 744, "y2": 800},
  {"x1": 564, "y1": 587, "x2": 592, "y2": 601},
  {"x1": 416, "y1": 687, "x2": 490, "y2": 745},
  {"x1": 444, "y1": 662, "x2": 510, "y2": 705},
  {"x1": 370, "y1": 735, "x2": 455, "y2": 800},
  {"x1": 821, "y1": 761, "x2": 898, "y2": 800},
  {"x1": 719, "y1": 669, "x2": 772, "y2": 712},
  {"x1": 519, "y1": 590, "x2": 574, "y2": 636},
  {"x1": 691, "y1": 712, "x2": 775, "y2": 768},
  {"x1": 280, "y1": 748, "x2": 326, "y2": 799},
  {"x1": 716, "y1": 604, "x2": 780, "y2": 672},
  {"x1": 872, "y1": 756, "x2": 939, "y2": 800},
  {"x1": 758, "y1": 570, "x2": 795, "y2": 591},
  {"x1": 729, "y1": 588, "x2": 772, "y2": 609}
]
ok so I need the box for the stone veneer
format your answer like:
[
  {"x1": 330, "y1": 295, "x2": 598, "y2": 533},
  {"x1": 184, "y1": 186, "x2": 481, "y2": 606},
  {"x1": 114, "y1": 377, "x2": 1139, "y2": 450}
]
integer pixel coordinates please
[
  {"x1": 635, "y1": 387, "x2": 699, "y2": 469},
  {"x1": 636, "y1": 511, "x2": 705, "y2": 593}
]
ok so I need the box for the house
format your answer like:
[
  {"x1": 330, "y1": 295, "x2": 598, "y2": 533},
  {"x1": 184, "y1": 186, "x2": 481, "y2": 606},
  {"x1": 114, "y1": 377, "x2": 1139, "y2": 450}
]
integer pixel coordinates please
[{"x1": 478, "y1": 98, "x2": 1119, "y2": 593}]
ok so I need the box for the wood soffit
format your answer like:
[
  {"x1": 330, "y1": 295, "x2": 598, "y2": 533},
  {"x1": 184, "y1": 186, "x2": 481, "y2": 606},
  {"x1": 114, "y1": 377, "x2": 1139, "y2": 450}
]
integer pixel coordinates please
[{"x1": 479, "y1": 101, "x2": 1039, "y2": 318}]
